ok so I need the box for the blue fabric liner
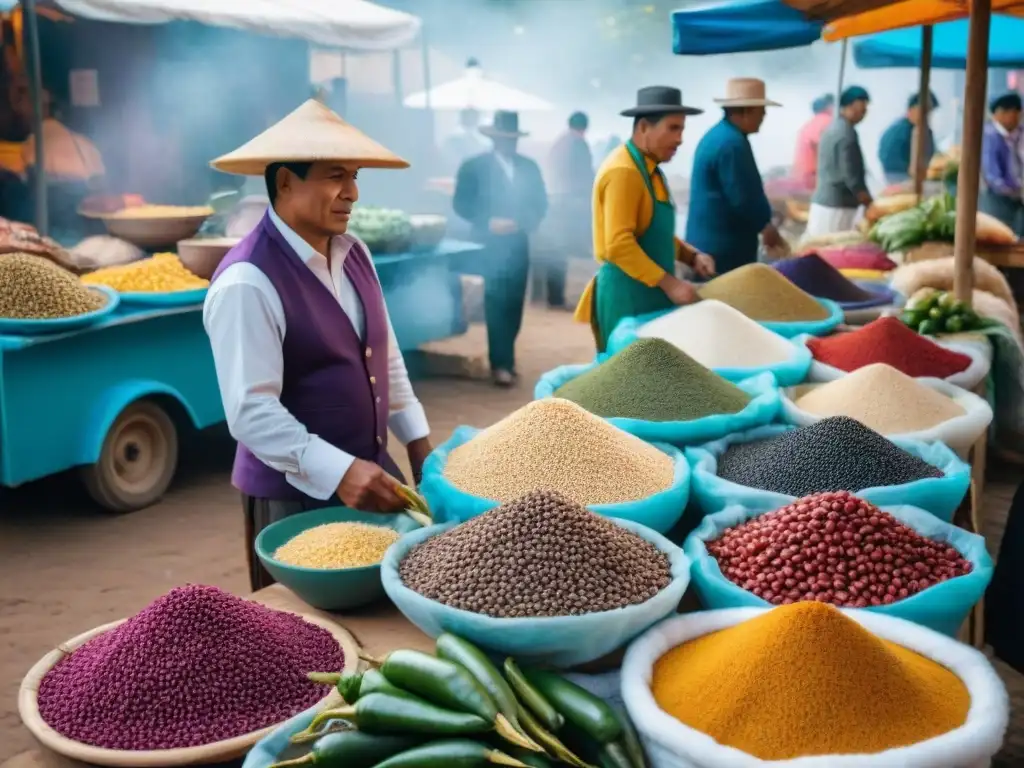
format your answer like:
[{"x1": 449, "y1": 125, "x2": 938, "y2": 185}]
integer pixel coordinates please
[
  {"x1": 243, "y1": 706, "x2": 320, "y2": 768},
  {"x1": 533, "y1": 368, "x2": 781, "y2": 447},
  {"x1": 837, "y1": 281, "x2": 899, "y2": 310},
  {"x1": 685, "y1": 502, "x2": 993, "y2": 637},
  {"x1": 603, "y1": 311, "x2": 813, "y2": 386},
  {"x1": 419, "y1": 429, "x2": 690, "y2": 534},
  {"x1": 855, "y1": 18, "x2": 1024, "y2": 69},
  {"x1": 760, "y1": 298, "x2": 844, "y2": 338},
  {"x1": 685, "y1": 424, "x2": 972, "y2": 522},
  {"x1": 381, "y1": 519, "x2": 691, "y2": 668},
  {"x1": 672, "y1": 0, "x2": 822, "y2": 55}
]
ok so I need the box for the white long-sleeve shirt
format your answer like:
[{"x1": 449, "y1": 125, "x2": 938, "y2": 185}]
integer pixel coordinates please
[{"x1": 202, "y1": 207, "x2": 429, "y2": 500}]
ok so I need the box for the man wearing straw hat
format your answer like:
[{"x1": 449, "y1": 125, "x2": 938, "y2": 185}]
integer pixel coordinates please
[
  {"x1": 686, "y1": 78, "x2": 783, "y2": 273},
  {"x1": 573, "y1": 86, "x2": 716, "y2": 353},
  {"x1": 205, "y1": 100, "x2": 433, "y2": 591}
]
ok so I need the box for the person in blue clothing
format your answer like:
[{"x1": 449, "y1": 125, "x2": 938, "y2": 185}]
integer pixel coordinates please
[
  {"x1": 878, "y1": 91, "x2": 938, "y2": 186},
  {"x1": 980, "y1": 91, "x2": 1024, "y2": 235},
  {"x1": 686, "y1": 78, "x2": 783, "y2": 274}
]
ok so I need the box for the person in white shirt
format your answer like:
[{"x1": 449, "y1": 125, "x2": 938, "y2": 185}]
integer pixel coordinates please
[{"x1": 204, "y1": 99, "x2": 432, "y2": 591}]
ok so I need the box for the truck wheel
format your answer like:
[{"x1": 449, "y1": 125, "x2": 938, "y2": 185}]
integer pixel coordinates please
[{"x1": 82, "y1": 401, "x2": 179, "y2": 513}]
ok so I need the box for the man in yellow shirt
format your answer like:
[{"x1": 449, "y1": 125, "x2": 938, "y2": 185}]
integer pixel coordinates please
[{"x1": 575, "y1": 86, "x2": 715, "y2": 352}]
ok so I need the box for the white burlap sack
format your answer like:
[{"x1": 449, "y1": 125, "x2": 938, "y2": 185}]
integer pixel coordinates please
[
  {"x1": 620, "y1": 608, "x2": 1008, "y2": 768},
  {"x1": 799, "y1": 335, "x2": 993, "y2": 391},
  {"x1": 780, "y1": 378, "x2": 993, "y2": 457}
]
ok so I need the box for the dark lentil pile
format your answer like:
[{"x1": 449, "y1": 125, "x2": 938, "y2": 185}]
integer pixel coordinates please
[
  {"x1": 37, "y1": 584, "x2": 345, "y2": 750},
  {"x1": 716, "y1": 416, "x2": 943, "y2": 496},
  {"x1": 399, "y1": 489, "x2": 672, "y2": 617},
  {"x1": 554, "y1": 338, "x2": 752, "y2": 422}
]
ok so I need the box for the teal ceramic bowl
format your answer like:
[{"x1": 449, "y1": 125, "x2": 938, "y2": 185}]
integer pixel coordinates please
[{"x1": 255, "y1": 507, "x2": 422, "y2": 611}]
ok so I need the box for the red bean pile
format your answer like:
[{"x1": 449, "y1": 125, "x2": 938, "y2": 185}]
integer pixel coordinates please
[
  {"x1": 707, "y1": 491, "x2": 973, "y2": 607},
  {"x1": 37, "y1": 585, "x2": 344, "y2": 751}
]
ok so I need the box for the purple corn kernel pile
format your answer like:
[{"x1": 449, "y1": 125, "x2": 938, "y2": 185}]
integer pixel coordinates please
[{"x1": 37, "y1": 584, "x2": 344, "y2": 750}]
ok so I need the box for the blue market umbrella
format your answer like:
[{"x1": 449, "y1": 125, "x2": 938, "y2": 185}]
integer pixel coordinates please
[
  {"x1": 854, "y1": 16, "x2": 1024, "y2": 68},
  {"x1": 672, "y1": 0, "x2": 824, "y2": 55}
]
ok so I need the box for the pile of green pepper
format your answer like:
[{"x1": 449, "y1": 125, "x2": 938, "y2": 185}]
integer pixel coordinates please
[{"x1": 272, "y1": 633, "x2": 647, "y2": 768}]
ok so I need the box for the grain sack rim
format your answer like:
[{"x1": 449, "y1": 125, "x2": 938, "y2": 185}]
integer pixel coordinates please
[
  {"x1": 758, "y1": 297, "x2": 844, "y2": 339},
  {"x1": 684, "y1": 424, "x2": 972, "y2": 522},
  {"x1": 683, "y1": 501, "x2": 993, "y2": 636},
  {"x1": 18, "y1": 610, "x2": 359, "y2": 766},
  {"x1": 533, "y1": 369, "x2": 781, "y2": 447},
  {"x1": 795, "y1": 333, "x2": 993, "y2": 391},
  {"x1": 0, "y1": 284, "x2": 119, "y2": 336},
  {"x1": 620, "y1": 607, "x2": 1009, "y2": 768},
  {"x1": 380, "y1": 518, "x2": 691, "y2": 666},
  {"x1": 780, "y1": 376, "x2": 994, "y2": 455}
]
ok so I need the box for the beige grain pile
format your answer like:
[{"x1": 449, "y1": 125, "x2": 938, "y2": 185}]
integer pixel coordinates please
[
  {"x1": 698, "y1": 263, "x2": 829, "y2": 322},
  {"x1": 637, "y1": 299, "x2": 795, "y2": 368},
  {"x1": 444, "y1": 398, "x2": 675, "y2": 504},
  {"x1": 0, "y1": 253, "x2": 106, "y2": 319},
  {"x1": 794, "y1": 363, "x2": 965, "y2": 433},
  {"x1": 274, "y1": 522, "x2": 399, "y2": 569}
]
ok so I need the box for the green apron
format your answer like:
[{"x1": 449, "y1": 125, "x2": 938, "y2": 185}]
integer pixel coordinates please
[{"x1": 593, "y1": 140, "x2": 677, "y2": 352}]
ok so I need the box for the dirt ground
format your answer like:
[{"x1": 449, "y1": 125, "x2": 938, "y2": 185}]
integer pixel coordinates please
[{"x1": 1, "y1": 306, "x2": 1022, "y2": 764}]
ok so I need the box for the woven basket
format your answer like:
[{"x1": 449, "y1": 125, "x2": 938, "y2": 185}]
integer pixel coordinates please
[{"x1": 18, "y1": 611, "x2": 359, "y2": 766}]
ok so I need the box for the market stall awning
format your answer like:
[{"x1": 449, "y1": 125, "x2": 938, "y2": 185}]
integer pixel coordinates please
[
  {"x1": 854, "y1": 16, "x2": 1024, "y2": 67},
  {"x1": 403, "y1": 60, "x2": 553, "y2": 111},
  {"x1": 826, "y1": 0, "x2": 1024, "y2": 39},
  {"x1": 48, "y1": 0, "x2": 422, "y2": 50},
  {"x1": 672, "y1": 0, "x2": 824, "y2": 54}
]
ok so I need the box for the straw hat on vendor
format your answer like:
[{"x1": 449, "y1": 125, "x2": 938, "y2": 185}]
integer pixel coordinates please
[
  {"x1": 573, "y1": 85, "x2": 717, "y2": 354},
  {"x1": 205, "y1": 99, "x2": 433, "y2": 592}
]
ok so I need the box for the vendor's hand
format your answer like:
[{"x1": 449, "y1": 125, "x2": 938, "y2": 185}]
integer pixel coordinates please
[
  {"x1": 693, "y1": 252, "x2": 716, "y2": 279},
  {"x1": 406, "y1": 437, "x2": 433, "y2": 485},
  {"x1": 336, "y1": 459, "x2": 405, "y2": 512},
  {"x1": 658, "y1": 274, "x2": 699, "y2": 306},
  {"x1": 761, "y1": 225, "x2": 783, "y2": 249},
  {"x1": 489, "y1": 218, "x2": 518, "y2": 235}
]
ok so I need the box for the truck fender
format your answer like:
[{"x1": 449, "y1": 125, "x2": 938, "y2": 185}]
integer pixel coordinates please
[{"x1": 79, "y1": 380, "x2": 199, "y2": 465}]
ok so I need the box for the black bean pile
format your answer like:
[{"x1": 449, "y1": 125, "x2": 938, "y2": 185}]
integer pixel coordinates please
[
  {"x1": 716, "y1": 416, "x2": 943, "y2": 497},
  {"x1": 399, "y1": 489, "x2": 672, "y2": 618}
]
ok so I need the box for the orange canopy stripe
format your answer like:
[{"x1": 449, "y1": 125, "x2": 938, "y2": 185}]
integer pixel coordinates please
[{"x1": 822, "y1": 0, "x2": 1024, "y2": 40}]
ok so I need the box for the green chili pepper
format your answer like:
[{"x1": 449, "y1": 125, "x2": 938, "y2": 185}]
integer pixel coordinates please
[
  {"x1": 521, "y1": 669, "x2": 621, "y2": 745},
  {"x1": 437, "y1": 635, "x2": 542, "y2": 752},
  {"x1": 297, "y1": 692, "x2": 491, "y2": 738},
  {"x1": 517, "y1": 704, "x2": 595, "y2": 768},
  {"x1": 372, "y1": 739, "x2": 529, "y2": 768},
  {"x1": 308, "y1": 671, "x2": 364, "y2": 702},
  {"x1": 615, "y1": 711, "x2": 647, "y2": 768},
  {"x1": 378, "y1": 649, "x2": 534, "y2": 750},
  {"x1": 597, "y1": 741, "x2": 634, "y2": 768},
  {"x1": 270, "y1": 731, "x2": 422, "y2": 768},
  {"x1": 288, "y1": 721, "x2": 353, "y2": 746},
  {"x1": 503, "y1": 658, "x2": 564, "y2": 732}
]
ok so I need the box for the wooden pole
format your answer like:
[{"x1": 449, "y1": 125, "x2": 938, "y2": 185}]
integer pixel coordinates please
[
  {"x1": 834, "y1": 38, "x2": 848, "y2": 117},
  {"x1": 22, "y1": 0, "x2": 46, "y2": 235},
  {"x1": 952, "y1": 0, "x2": 992, "y2": 304},
  {"x1": 912, "y1": 25, "x2": 933, "y2": 199}
]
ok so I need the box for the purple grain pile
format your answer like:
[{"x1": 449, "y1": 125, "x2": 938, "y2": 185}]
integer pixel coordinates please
[{"x1": 37, "y1": 584, "x2": 344, "y2": 750}]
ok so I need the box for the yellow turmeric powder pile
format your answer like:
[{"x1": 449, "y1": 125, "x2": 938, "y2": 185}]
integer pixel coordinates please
[{"x1": 651, "y1": 602, "x2": 970, "y2": 760}]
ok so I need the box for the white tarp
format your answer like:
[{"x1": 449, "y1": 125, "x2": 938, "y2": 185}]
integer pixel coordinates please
[
  {"x1": 52, "y1": 0, "x2": 422, "y2": 51},
  {"x1": 404, "y1": 63, "x2": 553, "y2": 111}
]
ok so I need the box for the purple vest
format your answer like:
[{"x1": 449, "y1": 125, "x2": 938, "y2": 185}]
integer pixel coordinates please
[{"x1": 212, "y1": 214, "x2": 402, "y2": 501}]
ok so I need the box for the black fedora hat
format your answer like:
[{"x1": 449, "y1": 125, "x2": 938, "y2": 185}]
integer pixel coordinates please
[
  {"x1": 621, "y1": 86, "x2": 703, "y2": 118},
  {"x1": 480, "y1": 110, "x2": 529, "y2": 138}
]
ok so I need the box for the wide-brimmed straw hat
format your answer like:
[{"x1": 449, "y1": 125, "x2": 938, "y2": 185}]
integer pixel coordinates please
[
  {"x1": 714, "y1": 78, "x2": 782, "y2": 108},
  {"x1": 621, "y1": 86, "x2": 702, "y2": 118},
  {"x1": 480, "y1": 111, "x2": 529, "y2": 138},
  {"x1": 210, "y1": 99, "x2": 409, "y2": 176}
]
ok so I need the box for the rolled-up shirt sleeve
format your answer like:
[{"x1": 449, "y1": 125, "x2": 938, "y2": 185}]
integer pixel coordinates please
[{"x1": 203, "y1": 270, "x2": 353, "y2": 500}]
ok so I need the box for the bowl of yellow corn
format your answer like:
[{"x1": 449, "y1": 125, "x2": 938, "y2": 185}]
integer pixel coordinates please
[
  {"x1": 81, "y1": 253, "x2": 210, "y2": 306},
  {"x1": 98, "y1": 205, "x2": 214, "y2": 248},
  {"x1": 255, "y1": 507, "x2": 424, "y2": 611}
]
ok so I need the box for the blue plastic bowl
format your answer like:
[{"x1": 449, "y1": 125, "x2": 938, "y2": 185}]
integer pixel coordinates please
[
  {"x1": 255, "y1": 507, "x2": 423, "y2": 611},
  {"x1": 118, "y1": 287, "x2": 208, "y2": 307},
  {"x1": 381, "y1": 518, "x2": 691, "y2": 668},
  {"x1": 0, "y1": 285, "x2": 119, "y2": 336}
]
